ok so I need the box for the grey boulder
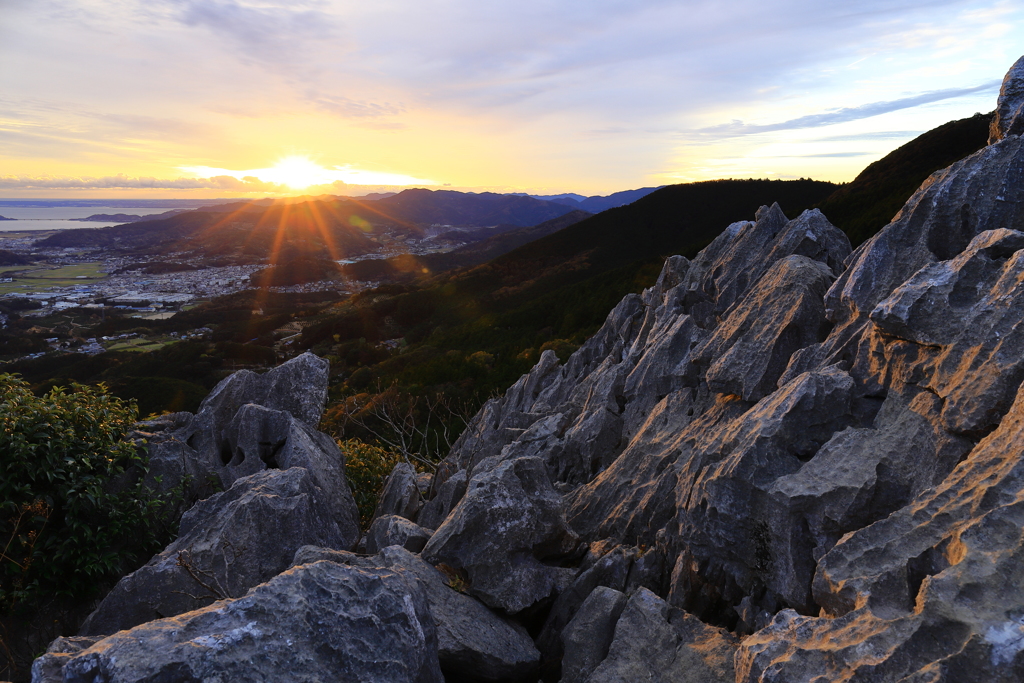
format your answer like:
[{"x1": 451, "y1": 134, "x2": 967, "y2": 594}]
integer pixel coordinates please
[
  {"x1": 560, "y1": 586, "x2": 628, "y2": 683},
  {"x1": 367, "y1": 514, "x2": 434, "y2": 554},
  {"x1": 54, "y1": 561, "x2": 443, "y2": 683},
  {"x1": 423, "y1": 456, "x2": 580, "y2": 614},
  {"x1": 291, "y1": 545, "x2": 541, "y2": 682},
  {"x1": 583, "y1": 588, "x2": 736, "y2": 683},
  {"x1": 80, "y1": 467, "x2": 358, "y2": 636},
  {"x1": 373, "y1": 461, "x2": 423, "y2": 522}
]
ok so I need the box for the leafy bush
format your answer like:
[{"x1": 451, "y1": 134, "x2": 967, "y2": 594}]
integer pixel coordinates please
[
  {"x1": 338, "y1": 438, "x2": 403, "y2": 529},
  {"x1": 0, "y1": 374, "x2": 177, "y2": 614}
]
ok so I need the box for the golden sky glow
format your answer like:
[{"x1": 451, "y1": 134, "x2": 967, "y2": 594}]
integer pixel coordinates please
[
  {"x1": 180, "y1": 157, "x2": 440, "y2": 191},
  {"x1": 1, "y1": 1, "x2": 1022, "y2": 199}
]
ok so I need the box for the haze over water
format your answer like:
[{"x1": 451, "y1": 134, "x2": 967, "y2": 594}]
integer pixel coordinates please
[{"x1": 0, "y1": 206, "x2": 173, "y2": 232}]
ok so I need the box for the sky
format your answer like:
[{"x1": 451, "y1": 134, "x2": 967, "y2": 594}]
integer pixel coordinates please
[{"x1": 0, "y1": 0, "x2": 1021, "y2": 199}]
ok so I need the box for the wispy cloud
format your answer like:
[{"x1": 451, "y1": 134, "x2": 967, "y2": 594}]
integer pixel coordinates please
[
  {"x1": 796, "y1": 152, "x2": 877, "y2": 158},
  {"x1": 812, "y1": 131, "x2": 924, "y2": 142},
  {"x1": 165, "y1": 0, "x2": 338, "y2": 64},
  {"x1": 694, "y1": 82, "x2": 1001, "y2": 139},
  {"x1": 306, "y1": 91, "x2": 406, "y2": 120}
]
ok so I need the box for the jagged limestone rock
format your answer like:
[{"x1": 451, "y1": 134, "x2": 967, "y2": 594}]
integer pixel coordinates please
[
  {"x1": 366, "y1": 514, "x2": 433, "y2": 554},
  {"x1": 56, "y1": 561, "x2": 443, "y2": 683},
  {"x1": 694, "y1": 255, "x2": 836, "y2": 402},
  {"x1": 376, "y1": 547, "x2": 541, "y2": 683},
  {"x1": 583, "y1": 588, "x2": 736, "y2": 683},
  {"x1": 422, "y1": 456, "x2": 580, "y2": 614},
  {"x1": 990, "y1": 54, "x2": 1024, "y2": 143},
  {"x1": 141, "y1": 352, "x2": 350, "y2": 497},
  {"x1": 373, "y1": 461, "x2": 423, "y2": 522},
  {"x1": 870, "y1": 229, "x2": 1024, "y2": 435},
  {"x1": 289, "y1": 545, "x2": 541, "y2": 682},
  {"x1": 194, "y1": 351, "x2": 330, "y2": 429},
  {"x1": 80, "y1": 467, "x2": 357, "y2": 636},
  {"x1": 418, "y1": 469, "x2": 467, "y2": 530},
  {"x1": 560, "y1": 586, "x2": 628, "y2": 683},
  {"x1": 536, "y1": 545, "x2": 637, "y2": 664},
  {"x1": 825, "y1": 136, "x2": 1024, "y2": 334}
]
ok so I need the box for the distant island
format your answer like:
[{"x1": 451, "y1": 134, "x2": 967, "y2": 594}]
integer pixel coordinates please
[
  {"x1": 71, "y1": 209, "x2": 189, "y2": 223},
  {"x1": 0, "y1": 215, "x2": 14, "y2": 220}
]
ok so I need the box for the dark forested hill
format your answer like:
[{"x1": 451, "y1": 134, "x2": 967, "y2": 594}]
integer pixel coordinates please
[
  {"x1": 816, "y1": 111, "x2": 993, "y2": 246},
  {"x1": 440, "y1": 178, "x2": 838, "y2": 308}
]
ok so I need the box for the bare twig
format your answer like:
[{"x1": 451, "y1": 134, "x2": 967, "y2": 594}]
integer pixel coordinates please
[
  {"x1": 336, "y1": 383, "x2": 474, "y2": 471},
  {"x1": 173, "y1": 549, "x2": 228, "y2": 602}
]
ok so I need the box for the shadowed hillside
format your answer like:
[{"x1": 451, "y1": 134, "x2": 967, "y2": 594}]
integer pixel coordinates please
[{"x1": 816, "y1": 111, "x2": 993, "y2": 246}]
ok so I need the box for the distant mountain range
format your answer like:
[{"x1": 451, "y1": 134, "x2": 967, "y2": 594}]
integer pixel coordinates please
[
  {"x1": 517, "y1": 186, "x2": 664, "y2": 212},
  {"x1": 31, "y1": 188, "x2": 638, "y2": 264}
]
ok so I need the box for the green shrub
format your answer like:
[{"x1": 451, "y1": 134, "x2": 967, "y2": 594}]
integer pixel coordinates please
[
  {"x1": 338, "y1": 438, "x2": 403, "y2": 530},
  {"x1": 0, "y1": 374, "x2": 177, "y2": 614}
]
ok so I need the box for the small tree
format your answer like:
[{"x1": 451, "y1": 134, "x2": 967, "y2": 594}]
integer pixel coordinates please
[
  {"x1": 0, "y1": 374, "x2": 179, "y2": 678},
  {"x1": 338, "y1": 438, "x2": 403, "y2": 530}
]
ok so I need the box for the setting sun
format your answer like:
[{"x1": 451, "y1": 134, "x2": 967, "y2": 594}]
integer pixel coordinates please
[{"x1": 264, "y1": 157, "x2": 333, "y2": 189}]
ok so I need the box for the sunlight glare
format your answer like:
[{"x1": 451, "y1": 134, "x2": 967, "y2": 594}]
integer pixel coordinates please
[
  {"x1": 179, "y1": 157, "x2": 440, "y2": 193},
  {"x1": 265, "y1": 156, "x2": 333, "y2": 189}
]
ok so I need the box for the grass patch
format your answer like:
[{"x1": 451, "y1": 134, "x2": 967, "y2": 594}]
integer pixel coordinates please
[
  {"x1": 0, "y1": 262, "x2": 107, "y2": 296},
  {"x1": 32, "y1": 263, "x2": 106, "y2": 280},
  {"x1": 105, "y1": 339, "x2": 169, "y2": 352}
]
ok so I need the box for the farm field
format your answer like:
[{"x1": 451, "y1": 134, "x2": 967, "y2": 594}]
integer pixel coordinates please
[
  {"x1": 0, "y1": 262, "x2": 107, "y2": 295},
  {"x1": 105, "y1": 338, "x2": 170, "y2": 352}
]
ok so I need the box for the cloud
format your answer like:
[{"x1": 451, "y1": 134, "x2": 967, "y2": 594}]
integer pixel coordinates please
[
  {"x1": 796, "y1": 152, "x2": 877, "y2": 158},
  {"x1": 306, "y1": 91, "x2": 406, "y2": 119},
  {"x1": 694, "y1": 82, "x2": 1001, "y2": 139},
  {"x1": 811, "y1": 131, "x2": 924, "y2": 142},
  {"x1": 0, "y1": 174, "x2": 288, "y2": 192},
  {"x1": 165, "y1": 0, "x2": 338, "y2": 64}
]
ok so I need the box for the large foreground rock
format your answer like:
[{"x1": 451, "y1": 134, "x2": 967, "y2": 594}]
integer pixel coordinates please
[
  {"x1": 80, "y1": 467, "x2": 358, "y2": 635},
  {"x1": 38, "y1": 561, "x2": 443, "y2": 683}
]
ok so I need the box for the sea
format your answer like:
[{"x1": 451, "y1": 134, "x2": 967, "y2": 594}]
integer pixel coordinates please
[{"x1": 0, "y1": 199, "x2": 227, "y2": 232}]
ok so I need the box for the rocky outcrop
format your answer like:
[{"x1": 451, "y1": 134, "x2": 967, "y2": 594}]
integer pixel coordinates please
[
  {"x1": 399, "y1": 55, "x2": 1024, "y2": 681},
  {"x1": 74, "y1": 352, "x2": 361, "y2": 640},
  {"x1": 373, "y1": 462, "x2": 423, "y2": 522},
  {"x1": 583, "y1": 588, "x2": 736, "y2": 683},
  {"x1": 291, "y1": 545, "x2": 542, "y2": 682},
  {"x1": 559, "y1": 586, "x2": 628, "y2": 683},
  {"x1": 990, "y1": 54, "x2": 1024, "y2": 143}
]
